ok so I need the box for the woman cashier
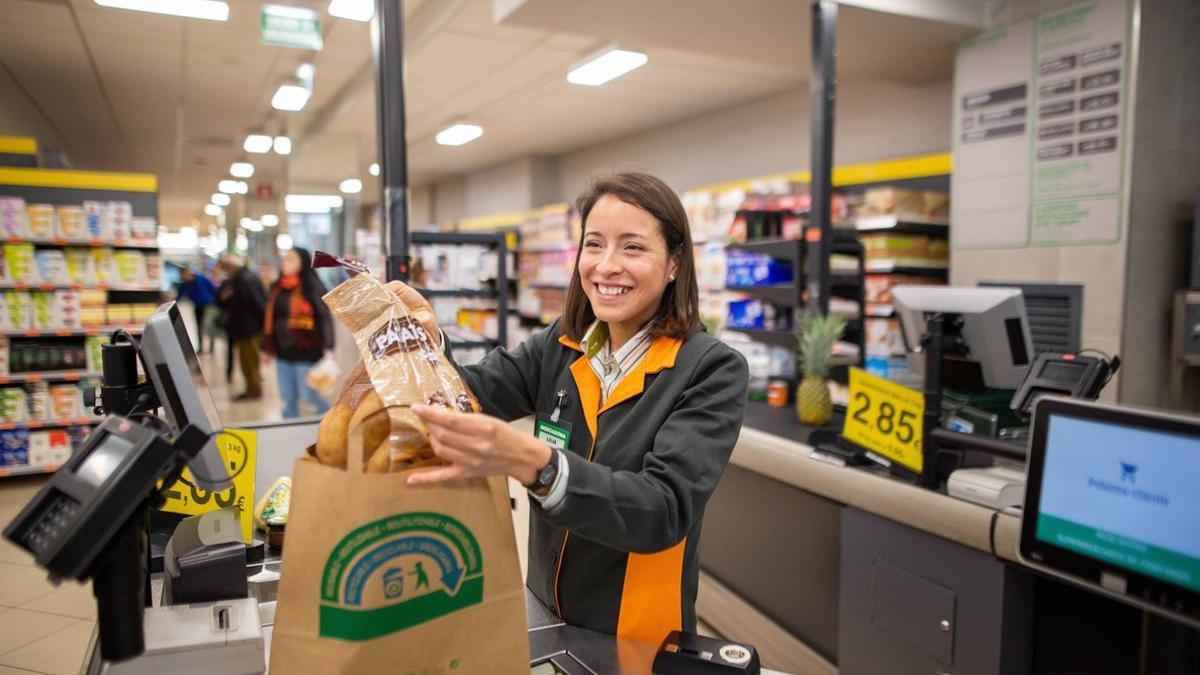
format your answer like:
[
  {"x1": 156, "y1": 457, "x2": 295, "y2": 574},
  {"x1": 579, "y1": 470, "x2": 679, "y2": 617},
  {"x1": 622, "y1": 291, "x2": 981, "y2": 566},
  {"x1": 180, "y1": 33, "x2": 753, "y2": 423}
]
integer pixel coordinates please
[{"x1": 395, "y1": 172, "x2": 749, "y2": 644}]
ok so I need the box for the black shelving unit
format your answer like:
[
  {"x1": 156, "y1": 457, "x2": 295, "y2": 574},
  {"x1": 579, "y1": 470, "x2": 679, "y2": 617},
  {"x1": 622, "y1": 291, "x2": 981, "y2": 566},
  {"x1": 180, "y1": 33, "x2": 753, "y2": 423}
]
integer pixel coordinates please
[
  {"x1": 725, "y1": 228, "x2": 867, "y2": 369},
  {"x1": 410, "y1": 231, "x2": 510, "y2": 349}
]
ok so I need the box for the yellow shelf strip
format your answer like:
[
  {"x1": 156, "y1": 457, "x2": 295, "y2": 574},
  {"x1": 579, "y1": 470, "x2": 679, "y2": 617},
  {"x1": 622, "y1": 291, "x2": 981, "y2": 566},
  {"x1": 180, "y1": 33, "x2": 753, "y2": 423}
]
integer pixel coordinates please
[
  {"x1": 0, "y1": 137, "x2": 38, "y2": 156},
  {"x1": 0, "y1": 167, "x2": 157, "y2": 193}
]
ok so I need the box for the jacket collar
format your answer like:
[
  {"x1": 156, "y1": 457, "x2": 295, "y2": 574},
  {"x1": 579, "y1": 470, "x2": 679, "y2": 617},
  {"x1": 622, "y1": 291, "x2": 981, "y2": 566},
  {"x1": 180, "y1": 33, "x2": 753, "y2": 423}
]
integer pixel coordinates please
[{"x1": 558, "y1": 332, "x2": 683, "y2": 374}]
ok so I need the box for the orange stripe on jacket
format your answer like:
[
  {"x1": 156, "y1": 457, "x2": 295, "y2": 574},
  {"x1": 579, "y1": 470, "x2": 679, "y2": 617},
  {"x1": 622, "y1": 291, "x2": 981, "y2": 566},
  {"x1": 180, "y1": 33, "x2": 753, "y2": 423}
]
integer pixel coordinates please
[{"x1": 617, "y1": 537, "x2": 687, "y2": 644}]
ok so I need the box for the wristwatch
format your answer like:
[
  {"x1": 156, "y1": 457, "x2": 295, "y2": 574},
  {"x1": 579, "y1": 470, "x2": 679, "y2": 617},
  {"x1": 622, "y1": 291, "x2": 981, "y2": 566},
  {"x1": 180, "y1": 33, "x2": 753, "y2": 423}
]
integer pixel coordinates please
[{"x1": 525, "y1": 449, "x2": 560, "y2": 491}]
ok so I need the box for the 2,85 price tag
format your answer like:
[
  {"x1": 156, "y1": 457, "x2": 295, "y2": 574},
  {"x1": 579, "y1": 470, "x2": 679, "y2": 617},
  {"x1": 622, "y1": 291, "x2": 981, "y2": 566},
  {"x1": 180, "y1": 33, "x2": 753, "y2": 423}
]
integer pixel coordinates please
[{"x1": 842, "y1": 368, "x2": 924, "y2": 472}]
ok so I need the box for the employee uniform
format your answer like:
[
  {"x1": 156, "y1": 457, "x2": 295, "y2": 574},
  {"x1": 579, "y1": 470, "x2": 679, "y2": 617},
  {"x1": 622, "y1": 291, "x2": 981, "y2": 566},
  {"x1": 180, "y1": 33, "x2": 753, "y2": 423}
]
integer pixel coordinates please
[{"x1": 453, "y1": 318, "x2": 748, "y2": 644}]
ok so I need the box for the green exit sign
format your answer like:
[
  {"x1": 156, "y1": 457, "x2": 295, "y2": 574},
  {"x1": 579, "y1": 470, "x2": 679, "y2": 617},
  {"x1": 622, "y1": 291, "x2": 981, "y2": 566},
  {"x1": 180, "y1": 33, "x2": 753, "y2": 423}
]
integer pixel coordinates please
[{"x1": 261, "y1": 4, "x2": 323, "y2": 51}]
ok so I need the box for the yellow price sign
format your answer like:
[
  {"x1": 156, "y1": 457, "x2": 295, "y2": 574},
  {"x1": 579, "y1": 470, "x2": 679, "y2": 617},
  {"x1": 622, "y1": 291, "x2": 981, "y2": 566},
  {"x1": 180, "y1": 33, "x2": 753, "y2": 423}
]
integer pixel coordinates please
[
  {"x1": 158, "y1": 429, "x2": 257, "y2": 543},
  {"x1": 842, "y1": 368, "x2": 924, "y2": 472}
]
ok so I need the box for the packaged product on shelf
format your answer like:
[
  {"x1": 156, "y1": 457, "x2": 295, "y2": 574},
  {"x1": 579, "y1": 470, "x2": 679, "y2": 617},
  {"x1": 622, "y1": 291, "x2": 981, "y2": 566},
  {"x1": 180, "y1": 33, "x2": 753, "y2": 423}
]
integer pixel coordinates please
[
  {"x1": 131, "y1": 217, "x2": 157, "y2": 242},
  {"x1": 85, "y1": 336, "x2": 104, "y2": 371},
  {"x1": 68, "y1": 424, "x2": 91, "y2": 453},
  {"x1": 105, "y1": 201, "x2": 133, "y2": 240},
  {"x1": 49, "y1": 384, "x2": 80, "y2": 419},
  {"x1": 727, "y1": 298, "x2": 766, "y2": 329},
  {"x1": 64, "y1": 247, "x2": 95, "y2": 283},
  {"x1": 27, "y1": 431, "x2": 50, "y2": 466},
  {"x1": 31, "y1": 292, "x2": 61, "y2": 330},
  {"x1": 56, "y1": 290, "x2": 82, "y2": 329},
  {"x1": 56, "y1": 206, "x2": 87, "y2": 239},
  {"x1": 0, "y1": 428, "x2": 30, "y2": 467},
  {"x1": 0, "y1": 337, "x2": 7, "y2": 374},
  {"x1": 4, "y1": 243, "x2": 37, "y2": 283},
  {"x1": 27, "y1": 382, "x2": 48, "y2": 420},
  {"x1": 106, "y1": 303, "x2": 134, "y2": 325},
  {"x1": 132, "y1": 303, "x2": 157, "y2": 322},
  {"x1": 91, "y1": 248, "x2": 113, "y2": 283},
  {"x1": 725, "y1": 252, "x2": 793, "y2": 287},
  {"x1": 25, "y1": 204, "x2": 56, "y2": 239},
  {"x1": 858, "y1": 188, "x2": 949, "y2": 219},
  {"x1": 143, "y1": 252, "x2": 162, "y2": 285},
  {"x1": 83, "y1": 201, "x2": 105, "y2": 238},
  {"x1": 112, "y1": 250, "x2": 145, "y2": 286},
  {"x1": 0, "y1": 196, "x2": 27, "y2": 238},
  {"x1": 35, "y1": 250, "x2": 70, "y2": 285},
  {"x1": 2, "y1": 291, "x2": 32, "y2": 331},
  {"x1": 0, "y1": 387, "x2": 30, "y2": 423},
  {"x1": 864, "y1": 274, "x2": 943, "y2": 306},
  {"x1": 865, "y1": 317, "x2": 906, "y2": 356}
]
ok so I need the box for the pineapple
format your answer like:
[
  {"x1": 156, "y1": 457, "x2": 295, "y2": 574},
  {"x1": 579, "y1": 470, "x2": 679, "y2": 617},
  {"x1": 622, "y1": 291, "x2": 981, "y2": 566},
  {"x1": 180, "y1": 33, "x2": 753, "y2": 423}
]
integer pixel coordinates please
[{"x1": 796, "y1": 313, "x2": 847, "y2": 426}]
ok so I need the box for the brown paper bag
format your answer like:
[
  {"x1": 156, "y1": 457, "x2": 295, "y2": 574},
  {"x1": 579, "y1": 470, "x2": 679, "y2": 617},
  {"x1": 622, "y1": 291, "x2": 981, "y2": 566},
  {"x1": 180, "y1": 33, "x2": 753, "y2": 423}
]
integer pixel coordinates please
[{"x1": 270, "y1": 413, "x2": 529, "y2": 674}]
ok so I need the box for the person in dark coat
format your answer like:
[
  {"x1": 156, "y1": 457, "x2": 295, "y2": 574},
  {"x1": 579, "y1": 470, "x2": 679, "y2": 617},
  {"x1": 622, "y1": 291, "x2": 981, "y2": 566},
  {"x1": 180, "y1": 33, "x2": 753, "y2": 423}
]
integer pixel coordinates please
[
  {"x1": 262, "y1": 247, "x2": 334, "y2": 418},
  {"x1": 215, "y1": 254, "x2": 266, "y2": 400}
]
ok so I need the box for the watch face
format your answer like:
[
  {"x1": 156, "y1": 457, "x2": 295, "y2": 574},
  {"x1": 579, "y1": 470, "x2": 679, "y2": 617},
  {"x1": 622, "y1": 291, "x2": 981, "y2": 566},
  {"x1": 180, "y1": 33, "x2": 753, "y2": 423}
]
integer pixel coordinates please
[{"x1": 537, "y1": 464, "x2": 557, "y2": 489}]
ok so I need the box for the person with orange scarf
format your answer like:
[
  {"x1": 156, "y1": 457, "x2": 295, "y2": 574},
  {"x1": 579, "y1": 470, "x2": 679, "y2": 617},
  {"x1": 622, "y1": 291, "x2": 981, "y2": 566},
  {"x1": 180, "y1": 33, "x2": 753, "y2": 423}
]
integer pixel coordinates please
[{"x1": 263, "y1": 247, "x2": 335, "y2": 419}]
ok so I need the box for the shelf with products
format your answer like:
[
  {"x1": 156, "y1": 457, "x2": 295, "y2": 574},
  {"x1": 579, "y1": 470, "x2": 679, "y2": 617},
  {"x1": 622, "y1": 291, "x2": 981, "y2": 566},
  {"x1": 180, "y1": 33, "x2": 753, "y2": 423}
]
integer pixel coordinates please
[
  {"x1": 862, "y1": 260, "x2": 949, "y2": 275},
  {"x1": 0, "y1": 236, "x2": 158, "y2": 250},
  {"x1": 0, "y1": 370, "x2": 100, "y2": 384},
  {"x1": 1, "y1": 326, "x2": 143, "y2": 338},
  {"x1": 410, "y1": 230, "x2": 511, "y2": 349},
  {"x1": 0, "y1": 463, "x2": 61, "y2": 478},
  {"x1": 852, "y1": 214, "x2": 950, "y2": 236},
  {"x1": 0, "y1": 417, "x2": 101, "y2": 431},
  {"x1": 0, "y1": 282, "x2": 159, "y2": 292}
]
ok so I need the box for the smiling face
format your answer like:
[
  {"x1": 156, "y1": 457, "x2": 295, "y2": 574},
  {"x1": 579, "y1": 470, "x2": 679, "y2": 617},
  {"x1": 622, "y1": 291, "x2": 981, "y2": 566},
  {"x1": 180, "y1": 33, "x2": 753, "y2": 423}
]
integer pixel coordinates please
[{"x1": 578, "y1": 194, "x2": 678, "y2": 341}]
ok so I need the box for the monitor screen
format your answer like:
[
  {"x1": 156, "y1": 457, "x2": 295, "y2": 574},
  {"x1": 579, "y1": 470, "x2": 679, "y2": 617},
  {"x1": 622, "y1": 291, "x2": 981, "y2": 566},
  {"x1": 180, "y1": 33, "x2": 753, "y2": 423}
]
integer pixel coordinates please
[
  {"x1": 75, "y1": 434, "x2": 136, "y2": 488},
  {"x1": 1034, "y1": 414, "x2": 1200, "y2": 592}
]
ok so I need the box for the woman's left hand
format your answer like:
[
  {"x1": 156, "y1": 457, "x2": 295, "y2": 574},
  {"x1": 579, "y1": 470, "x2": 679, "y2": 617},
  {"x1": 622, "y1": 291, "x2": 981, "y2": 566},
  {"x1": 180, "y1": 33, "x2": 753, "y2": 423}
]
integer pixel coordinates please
[{"x1": 408, "y1": 404, "x2": 551, "y2": 487}]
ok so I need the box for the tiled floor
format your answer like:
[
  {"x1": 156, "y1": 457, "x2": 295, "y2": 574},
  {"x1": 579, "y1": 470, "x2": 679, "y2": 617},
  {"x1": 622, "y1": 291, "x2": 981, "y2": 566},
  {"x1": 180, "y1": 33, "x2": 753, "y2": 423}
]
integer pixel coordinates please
[{"x1": 0, "y1": 338, "x2": 292, "y2": 674}]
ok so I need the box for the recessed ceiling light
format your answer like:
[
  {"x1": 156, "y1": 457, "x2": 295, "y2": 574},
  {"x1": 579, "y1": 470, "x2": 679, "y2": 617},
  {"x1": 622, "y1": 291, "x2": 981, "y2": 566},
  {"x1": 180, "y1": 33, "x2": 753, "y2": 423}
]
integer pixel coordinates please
[
  {"x1": 339, "y1": 178, "x2": 363, "y2": 194},
  {"x1": 567, "y1": 49, "x2": 648, "y2": 86},
  {"x1": 94, "y1": 0, "x2": 229, "y2": 22},
  {"x1": 241, "y1": 217, "x2": 263, "y2": 232},
  {"x1": 204, "y1": 204, "x2": 222, "y2": 216},
  {"x1": 271, "y1": 83, "x2": 311, "y2": 112},
  {"x1": 368, "y1": 162, "x2": 380, "y2": 177},
  {"x1": 236, "y1": 181, "x2": 249, "y2": 195},
  {"x1": 244, "y1": 134, "x2": 272, "y2": 154},
  {"x1": 328, "y1": 0, "x2": 373, "y2": 21},
  {"x1": 276, "y1": 233, "x2": 294, "y2": 250},
  {"x1": 218, "y1": 179, "x2": 239, "y2": 194},
  {"x1": 261, "y1": 214, "x2": 280, "y2": 227},
  {"x1": 435, "y1": 123, "x2": 483, "y2": 147},
  {"x1": 285, "y1": 194, "x2": 343, "y2": 213},
  {"x1": 273, "y1": 136, "x2": 292, "y2": 155},
  {"x1": 211, "y1": 193, "x2": 231, "y2": 206},
  {"x1": 230, "y1": 162, "x2": 254, "y2": 178}
]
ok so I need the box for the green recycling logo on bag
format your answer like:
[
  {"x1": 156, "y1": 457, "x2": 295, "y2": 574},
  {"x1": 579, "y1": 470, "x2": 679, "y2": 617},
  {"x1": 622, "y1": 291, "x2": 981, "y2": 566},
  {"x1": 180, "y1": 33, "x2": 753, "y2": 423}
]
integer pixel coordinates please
[{"x1": 319, "y1": 512, "x2": 483, "y2": 641}]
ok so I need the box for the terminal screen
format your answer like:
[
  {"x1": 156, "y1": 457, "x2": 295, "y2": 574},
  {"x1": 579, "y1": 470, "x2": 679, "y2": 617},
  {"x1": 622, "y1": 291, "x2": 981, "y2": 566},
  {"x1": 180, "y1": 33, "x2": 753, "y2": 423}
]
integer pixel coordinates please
[{"x1": 1035, "y1": 414, "x2": 1200, "y2": 592}]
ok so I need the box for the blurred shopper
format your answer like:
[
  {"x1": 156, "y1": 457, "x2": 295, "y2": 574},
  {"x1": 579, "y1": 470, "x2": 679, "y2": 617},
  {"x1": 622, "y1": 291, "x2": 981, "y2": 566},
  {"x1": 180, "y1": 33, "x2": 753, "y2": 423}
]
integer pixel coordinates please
[
  {"x1": 263, "y1": 247, "x2": 334, "y2": 418},
  {"x1": 216, "y1": 254, "x2": 266, "y2": 400},
  {"x1": 176, "y1": 266, "x2": 217, "y2": 353}
]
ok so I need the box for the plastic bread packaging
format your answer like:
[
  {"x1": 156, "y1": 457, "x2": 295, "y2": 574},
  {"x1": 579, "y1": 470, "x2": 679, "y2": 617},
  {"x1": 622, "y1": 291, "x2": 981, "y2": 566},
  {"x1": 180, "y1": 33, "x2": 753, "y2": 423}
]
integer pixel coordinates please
[{"x1": 311, "y1": 251, "x2": 480, "y2": 473}]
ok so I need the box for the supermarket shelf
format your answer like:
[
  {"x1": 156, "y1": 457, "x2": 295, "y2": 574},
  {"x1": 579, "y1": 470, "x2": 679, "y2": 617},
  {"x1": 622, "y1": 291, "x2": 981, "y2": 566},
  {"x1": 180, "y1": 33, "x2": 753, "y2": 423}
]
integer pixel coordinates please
[
  {"x1": 527, "y1": 280, "x2": 570, "y2": 289},
  {"x1": 0, "y1": 370, "x2": 99, "y2": 384},
  {"x1": 854, "y1": 214, "x2": 950, "y2": 236},
  {"x1": 726, "y1": 284, "x2": 799, "y2": 307},
  {"x1": 0, "y1": 416, "x2": 101, "y2": 431},
  {"x1": 0, "y1": 463, "x2": 61, "y2": 478},
  {"x1": 831, "y1": 274, "x2": 863, "y2": 288},
  {"x1": 0, "y1": 282, "x2": 159, "y2": 292},
  {"x1": 2, "y1": 325, "x2": 143, "y2": 337},
  {"x1": 865, "y1": 303, "x2": 896, "y2": 318},
  {"x1": 449, "y1": 339, "x2": 495, "y2": 349},
  {"x1": 520, "y1": 242, "x2": 575, "y2": 253},
  {"x1": 726, "y1": 236, "x2": 862, "y2": 258},
  {"x1": 727, "y1": 328, "x2": 799, "y2": 349},
  {"x1": 863, "y1": 260, "x2": 949, "y2": 275},
  {"x1": 415, "y1": 287, "x2": 496, "y2": 299},
  {"x1": 0, "y1": 237, "x2": 158, "y2": 250}
]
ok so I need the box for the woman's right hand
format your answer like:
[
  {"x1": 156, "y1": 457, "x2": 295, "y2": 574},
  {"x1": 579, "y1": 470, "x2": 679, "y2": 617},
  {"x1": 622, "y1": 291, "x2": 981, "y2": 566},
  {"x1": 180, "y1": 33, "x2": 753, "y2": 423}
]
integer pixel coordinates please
[{"x1": 385, "y1": 280, "x2": 441, "y2": 349}]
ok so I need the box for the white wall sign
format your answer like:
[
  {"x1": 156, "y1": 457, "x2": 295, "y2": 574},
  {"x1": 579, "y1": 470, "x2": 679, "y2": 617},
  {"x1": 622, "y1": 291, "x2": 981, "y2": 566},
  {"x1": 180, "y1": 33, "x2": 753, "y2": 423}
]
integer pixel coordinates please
[{"x1": 952, "y1": 0, "x2": 1131, "y2": 248}]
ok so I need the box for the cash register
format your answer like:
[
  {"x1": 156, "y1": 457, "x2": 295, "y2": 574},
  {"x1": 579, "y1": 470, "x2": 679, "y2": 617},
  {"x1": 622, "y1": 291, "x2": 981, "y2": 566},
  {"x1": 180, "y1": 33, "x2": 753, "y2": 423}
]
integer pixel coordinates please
[{"x1": 2, "y1": 302, "x2": 266, "y2": 673}]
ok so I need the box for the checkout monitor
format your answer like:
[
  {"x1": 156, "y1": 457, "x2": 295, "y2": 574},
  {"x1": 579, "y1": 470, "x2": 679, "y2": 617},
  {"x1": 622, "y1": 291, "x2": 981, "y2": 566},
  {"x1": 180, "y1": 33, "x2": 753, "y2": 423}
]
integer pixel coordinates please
[
  {"x1": 140, "y1": 301, "x2": 231, "y2": 491},
  {"x1": 893, "y1": 285, "x2": 1034, "y2": 389},
  {"x1": 1019, "y1": 398, "x2": 1200, "y2": 628}
]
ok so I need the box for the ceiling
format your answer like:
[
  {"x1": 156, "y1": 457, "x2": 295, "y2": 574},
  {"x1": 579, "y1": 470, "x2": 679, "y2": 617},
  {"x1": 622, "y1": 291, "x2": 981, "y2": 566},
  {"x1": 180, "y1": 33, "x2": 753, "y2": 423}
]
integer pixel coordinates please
[{"x1": 0, "y1": 0, "x2": 977, "y2": 228}]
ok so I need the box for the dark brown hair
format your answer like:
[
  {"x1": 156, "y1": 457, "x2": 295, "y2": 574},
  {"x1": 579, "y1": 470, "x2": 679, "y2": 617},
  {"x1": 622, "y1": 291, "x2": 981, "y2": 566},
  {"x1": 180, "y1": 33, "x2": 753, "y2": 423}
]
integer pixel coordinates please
[{"x1": 562, "y1": 172, "x2": 702, "y2": 342}]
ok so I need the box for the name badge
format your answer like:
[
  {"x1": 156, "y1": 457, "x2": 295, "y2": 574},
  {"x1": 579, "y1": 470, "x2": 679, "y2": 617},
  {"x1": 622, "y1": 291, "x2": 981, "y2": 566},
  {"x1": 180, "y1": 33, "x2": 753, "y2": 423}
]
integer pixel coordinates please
[{"x1": 536, "y1": 418, "x2": 572, "y2": 450}]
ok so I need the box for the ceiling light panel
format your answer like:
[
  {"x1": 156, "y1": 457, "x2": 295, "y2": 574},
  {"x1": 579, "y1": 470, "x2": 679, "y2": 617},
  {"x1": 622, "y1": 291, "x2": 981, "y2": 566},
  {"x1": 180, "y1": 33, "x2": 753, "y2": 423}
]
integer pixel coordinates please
[
  {"x1": 94, "y1": 0, "x2": 229, "y2": 22},
  {"x1": 435, "y1": 124, "x2": 484, "y2": 147},
  {"x1": 244, "y1": 134, "x2": 273, "y2": 154},
  {"x1": 272, "y1": 84, "x2": 311, "y2": 112},
  {"x1": 273, "y1": 136, "x2": 292, "y2": 155},
  {"x1": 328, "y1": 0, "x2": 373, "y2": 22},
  {"x1": 567, "y1": 49, "x2": 648, "y2": 86},
  {"x1": 230, "y1": 162, "x2": 254, "y2": 178}
]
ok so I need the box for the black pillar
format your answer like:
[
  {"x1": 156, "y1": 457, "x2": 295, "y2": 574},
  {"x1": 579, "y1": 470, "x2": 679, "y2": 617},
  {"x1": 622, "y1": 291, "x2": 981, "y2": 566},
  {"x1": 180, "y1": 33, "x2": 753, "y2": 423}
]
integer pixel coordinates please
[
  {"x1": 807, "y1": 0, "x2": 837, "y2": 315},
  {"x1": 372, "y1": 0, "x2": 410, "y2": 282}
]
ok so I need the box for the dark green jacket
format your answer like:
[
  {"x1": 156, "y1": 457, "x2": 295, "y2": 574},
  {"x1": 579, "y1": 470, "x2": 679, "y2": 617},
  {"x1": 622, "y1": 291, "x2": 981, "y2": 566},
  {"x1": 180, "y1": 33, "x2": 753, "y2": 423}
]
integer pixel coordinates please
[{"x1": 453, "y1": 319, "x2": 748, "y2": 644}]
